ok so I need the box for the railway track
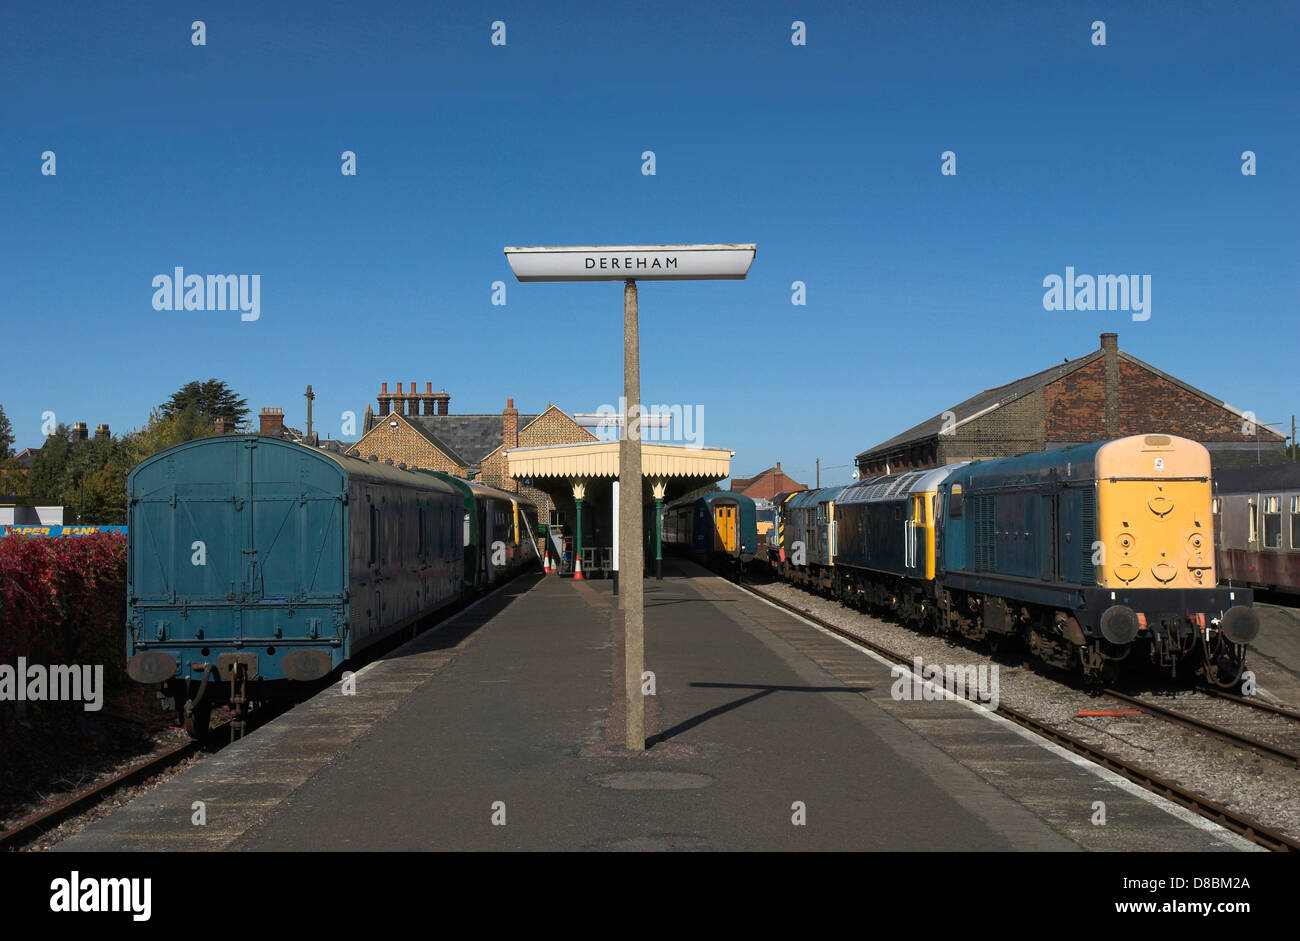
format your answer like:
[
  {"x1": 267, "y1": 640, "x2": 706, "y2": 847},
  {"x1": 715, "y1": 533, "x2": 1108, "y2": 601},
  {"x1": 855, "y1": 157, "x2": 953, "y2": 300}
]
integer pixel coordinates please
[
  {"x1": 2, "y1": 567, "x2": 542, "y2": 852},
  {"x1": 740, "y1": 580, "x2": 1300, "y2": 853},
  {"x1": 1102, "y1": 688, "x2": 1300, "y2": 767},
  {"x1": 0, "y1": 727, "x2": 217, "y2": 851},
  {"x1": 1197, "y1": 684, "x2": 1300, "y2": 719}
]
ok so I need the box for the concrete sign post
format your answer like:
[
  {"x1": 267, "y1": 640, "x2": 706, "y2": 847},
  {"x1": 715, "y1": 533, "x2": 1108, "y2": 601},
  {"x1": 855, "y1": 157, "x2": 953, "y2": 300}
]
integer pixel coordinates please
[{"x1": 504, "y1": 243, "x2": 755, "y2": 751}]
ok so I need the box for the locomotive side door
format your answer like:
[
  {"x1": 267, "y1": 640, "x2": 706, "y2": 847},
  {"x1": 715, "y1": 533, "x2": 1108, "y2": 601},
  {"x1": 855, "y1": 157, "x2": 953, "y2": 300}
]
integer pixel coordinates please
[{"x1": 906, "y1": 493, "x2": 923, "y2": 572}]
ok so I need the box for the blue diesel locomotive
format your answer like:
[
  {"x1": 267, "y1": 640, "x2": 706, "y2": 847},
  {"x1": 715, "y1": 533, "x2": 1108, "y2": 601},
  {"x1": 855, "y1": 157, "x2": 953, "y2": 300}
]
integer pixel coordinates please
[{"x1": 774, "y1": 435, "x2": 1259, "y2": 687}]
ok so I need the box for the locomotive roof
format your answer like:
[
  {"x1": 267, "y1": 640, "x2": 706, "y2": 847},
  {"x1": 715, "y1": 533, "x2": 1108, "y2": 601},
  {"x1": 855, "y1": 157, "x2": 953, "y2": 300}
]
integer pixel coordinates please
[
  {"x1": 786, "y1": 485, "x2": 849, "y2": 507},
  {"x1": 838, "y1": 463, "x2": 970, "y2": 504}
]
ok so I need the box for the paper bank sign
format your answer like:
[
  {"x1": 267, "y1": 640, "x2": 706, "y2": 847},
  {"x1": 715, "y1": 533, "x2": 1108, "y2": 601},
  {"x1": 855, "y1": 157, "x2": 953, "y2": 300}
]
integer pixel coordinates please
[{"x1": 504, "y1": 244, "x2": 755, "y2": 282}]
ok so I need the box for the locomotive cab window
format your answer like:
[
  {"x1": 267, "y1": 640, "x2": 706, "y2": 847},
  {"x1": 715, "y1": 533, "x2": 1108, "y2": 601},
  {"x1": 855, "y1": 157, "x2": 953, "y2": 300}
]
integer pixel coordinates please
[{"x1": 948, "y1": 490, "x2": 964, "y2": 519}]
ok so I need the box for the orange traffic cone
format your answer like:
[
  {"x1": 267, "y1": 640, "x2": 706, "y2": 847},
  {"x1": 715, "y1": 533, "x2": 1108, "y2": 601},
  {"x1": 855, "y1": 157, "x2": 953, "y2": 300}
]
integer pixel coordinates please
[
  {"x1": 543, "y1": 553, "x2": 551, "y2": 573},
  {"x1": 573, "y1": 555, "x2": 584, "y2": 580}
]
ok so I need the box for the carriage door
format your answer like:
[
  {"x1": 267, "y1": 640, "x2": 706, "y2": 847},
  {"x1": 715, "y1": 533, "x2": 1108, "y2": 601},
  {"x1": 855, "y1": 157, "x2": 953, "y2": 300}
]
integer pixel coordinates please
[{"x1": 715, "y1": 504, "x2": 736, "y2": 554}]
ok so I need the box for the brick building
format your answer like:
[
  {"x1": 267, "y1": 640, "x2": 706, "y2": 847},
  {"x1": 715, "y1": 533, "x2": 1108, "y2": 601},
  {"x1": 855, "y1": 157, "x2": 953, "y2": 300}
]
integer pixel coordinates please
[
  {"x1": 349, "y1": 382, "x2": 597, "y2": 524},
  {"x1": 855, "y1": 333, "x2": 1287, "y2": 477},
  {"x1": 729, "y1": 462, "x2": 807, "y2": 499}
]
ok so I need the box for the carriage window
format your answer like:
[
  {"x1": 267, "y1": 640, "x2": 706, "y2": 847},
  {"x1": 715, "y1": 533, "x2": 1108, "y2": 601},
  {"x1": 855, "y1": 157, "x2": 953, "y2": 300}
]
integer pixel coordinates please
[
  {"x1": 418, "y1": 507, "x2": 426, "y2": 555},
  {"x1": 1264, "y1": 496, "x2": 1282, "y2": 549},
  {"x1": 1292, "y1": 496, "x2": 1300, "y2": 550},
  {"x1": 1248, "y1": 500, "x2": 1257, "y2": 542}
]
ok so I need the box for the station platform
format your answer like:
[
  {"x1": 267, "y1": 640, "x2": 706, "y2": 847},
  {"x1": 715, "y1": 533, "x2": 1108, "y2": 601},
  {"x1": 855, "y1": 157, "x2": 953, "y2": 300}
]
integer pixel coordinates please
[
  {"x1": 58, "y1": 562, "x2": 1256, "y2": 852},
  {"x1": 1249, "y1": 601, "x2": 1300, "y2": 705}
]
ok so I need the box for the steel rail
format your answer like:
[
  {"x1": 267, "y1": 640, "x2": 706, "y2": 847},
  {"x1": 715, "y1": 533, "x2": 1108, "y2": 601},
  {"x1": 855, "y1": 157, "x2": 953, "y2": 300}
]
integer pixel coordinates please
[{"x1": 741, "y1": 581, "x2": 1300, "y2": 853}]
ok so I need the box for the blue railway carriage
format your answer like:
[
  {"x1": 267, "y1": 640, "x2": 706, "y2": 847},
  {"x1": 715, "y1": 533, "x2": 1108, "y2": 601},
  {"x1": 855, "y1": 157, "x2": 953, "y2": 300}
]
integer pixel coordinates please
[
  {"x1": 779, "y1": 486, "x2": 848, "y2": 591},
  {"x1": 125, "y1": 435, "x2": 465, "y2": 735},
  {"x1": 935, "y1": 434, "x2": 1258, "y2": 686},
  {"x1": 662, "y1": 491, "x2": 758, "y2": 570}
]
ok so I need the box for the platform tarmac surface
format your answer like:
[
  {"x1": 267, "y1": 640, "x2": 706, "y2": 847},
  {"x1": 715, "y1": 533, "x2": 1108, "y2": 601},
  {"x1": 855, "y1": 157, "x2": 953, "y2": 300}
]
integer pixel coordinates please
[{"x1": 60, "y1": 562, "x2": 1255, "y2": 852}]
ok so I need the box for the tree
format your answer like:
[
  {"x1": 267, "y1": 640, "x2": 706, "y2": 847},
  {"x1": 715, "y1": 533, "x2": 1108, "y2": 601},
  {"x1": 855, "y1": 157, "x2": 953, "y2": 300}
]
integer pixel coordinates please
[
  {"x1": 25, "y1": 425, "x2": 72, "y2": 506},
  {"x1": 0, "y1": 403, "x2": 13, "y2": 459},
  {"x1": 161, "y1": 379, "x2": 249, "y2": 425},
  {"x1": 123, "y1": 407, "x2": 213, "y2": 466},
  {"x1": 0, "y1": 457, "x2": 27, "y2": 497}
]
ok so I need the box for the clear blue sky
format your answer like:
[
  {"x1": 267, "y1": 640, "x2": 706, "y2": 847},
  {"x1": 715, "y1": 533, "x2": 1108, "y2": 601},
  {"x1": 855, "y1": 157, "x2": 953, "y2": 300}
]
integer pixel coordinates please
[{"x1": 3, "y1": 1, "x2": 1296, "y2": 486}]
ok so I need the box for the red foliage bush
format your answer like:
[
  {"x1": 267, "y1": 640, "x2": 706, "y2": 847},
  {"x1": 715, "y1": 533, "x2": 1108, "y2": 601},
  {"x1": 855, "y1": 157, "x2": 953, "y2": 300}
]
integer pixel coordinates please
[{"x1": 0, "y1": 533, "x2": 128, "y2": 719}]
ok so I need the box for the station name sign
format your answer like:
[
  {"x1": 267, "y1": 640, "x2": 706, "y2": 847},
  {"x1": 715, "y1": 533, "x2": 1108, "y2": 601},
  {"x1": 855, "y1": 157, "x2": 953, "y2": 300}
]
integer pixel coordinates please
[{"x1": 504, "y1": 244, "x2": 756, "y2": 282}]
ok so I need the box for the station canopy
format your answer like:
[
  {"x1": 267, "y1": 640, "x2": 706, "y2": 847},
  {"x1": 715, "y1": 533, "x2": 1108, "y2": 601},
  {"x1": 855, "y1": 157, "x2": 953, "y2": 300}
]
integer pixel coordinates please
[{"x1": 506, "y1": 440, "x2": 733, "y2": 505}]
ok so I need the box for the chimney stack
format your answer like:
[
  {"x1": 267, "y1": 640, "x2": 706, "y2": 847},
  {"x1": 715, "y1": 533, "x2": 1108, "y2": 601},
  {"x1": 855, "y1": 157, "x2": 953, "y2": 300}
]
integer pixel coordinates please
[
  {"x1": 432, "y1": 389, "x2": 450, "y2": 416},
  {"x1": 72, "y1": 422, "x2": 89, "y2": 441},
  {"x1": 378, "y1": 381, "x2": 392, "y2": 415},
  {"x1": 94, "y1": 423, "x2": 110, "y2": 441},
  {"x1": 503, "y1": 398, "x2": 520, "y2": 491},
  {"x1": 259, "y1": 407, "x2": 285, "y2": 436},
  {"x1": 214, "y1": 417, "x2": 235, "y2": 435},
  {"x1": 1100, "y1": 333, "x2": 1119, "y2": 437}
]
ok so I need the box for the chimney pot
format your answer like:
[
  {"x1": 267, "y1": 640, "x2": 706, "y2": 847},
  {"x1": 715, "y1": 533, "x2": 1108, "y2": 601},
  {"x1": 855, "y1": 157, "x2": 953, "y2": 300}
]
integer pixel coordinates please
[
  {"x1": 381, "y1": 382, "x2": 388, "y2": 394},
  {"x1": 426, "y1": 382, "x2": 433, "y2": 394}
]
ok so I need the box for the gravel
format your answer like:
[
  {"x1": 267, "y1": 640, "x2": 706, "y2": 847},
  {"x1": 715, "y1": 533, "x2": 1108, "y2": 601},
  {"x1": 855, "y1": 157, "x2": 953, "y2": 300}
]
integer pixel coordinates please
[{"x1": 753, "y1": 579, "x2": 1300, "y2": 844}]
